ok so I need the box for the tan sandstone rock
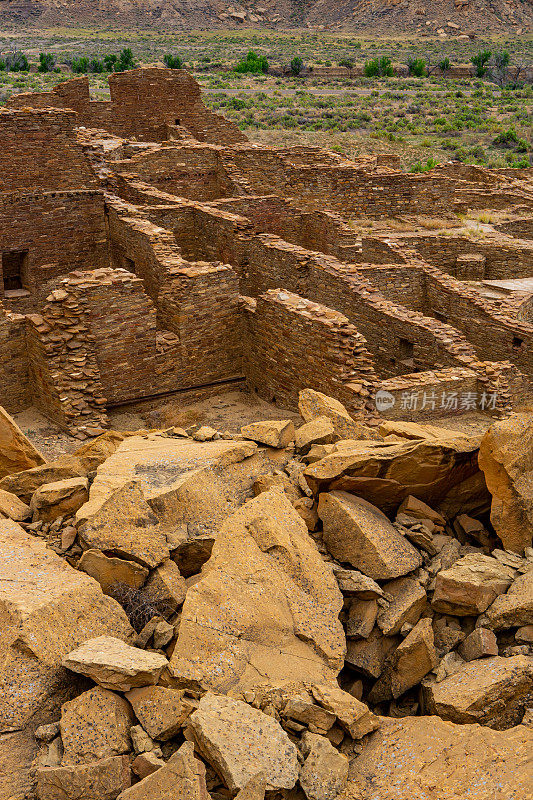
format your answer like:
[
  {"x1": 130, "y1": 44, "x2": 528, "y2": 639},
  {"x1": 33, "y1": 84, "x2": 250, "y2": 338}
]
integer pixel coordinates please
[
  {"x1": 424, "y1": 654, "x2": 533, "y2": 729},
  {"x1": 142, "y1": 558, "x2": 187, "y2": 612},
  {"x1": 241, "y1": 419, "x2": 296, "y2": 448},
  {"x1": 0, "y1": 405, "x2": 45, "y2": 479},
  {"x1": 478, "y1": 413, "x2": 533, "y2": 553},
  {"x1": 457, "y1": 628, "x2": 498, "y2": 661},
  {"x1": 432, "y1": 554, "x2": 515, "y2": 616},
  {"x1": 342, "y1": 714, "x2": 533, "y2": 800},
  {"x1": 36, "y1": 754, "x2": 131, "y2": 800},
  {"x1": 60, "y1": 686, "x2": 134, "y2": 765},
  {"x1": 318, "y1": 491, "x2": 421, "y2": 579},
  {"x1": 0, "y1": 455, "x2": 87, "y2": 504},
  {"x1": 62, "y1": 636, "x2": 168, "y2": 691},
  {"x1": 485, "y1": 570, "x2": 533, "y2": 629},
  {"x1": 30, "y1": 477, "x2": 89, "y2": 522},
  {"x1": 78, "y1": 481, "x2": 170, "y2": 569},
  {"x1": 171, "y1": 489, "x2": 345, "y2": 693},
  {"x1": 117, "y1": 741, "x2": 209, "y2": 800},
  {"x1": 310, "y1": 683, "x2": 379, "y2": 739},
  {"x1": 295, "y1": 417, "x2": 337, "y2": 454},
  {"x1": 377, "y1": 578, "x2": 426, "y2": 636},
  {"x1": 78, "y1": 549, "x2": 149, "y2": 593},
  {"x1": 299, "y1": 731, "x2": 348, "y2": 800},
  {"x1": 298, "y1": 389, "x2": 362, "y2": 439},
  {"x1": 370, "y1": 618, "x2": 437, "y2": 702},
  {"x1": 126, "y1": 686, "x2": 194, "y2": 740},
  {"x1": 187, "y1": 692, "x2": 299, "y2": 792},
  {"x1": 0, "y1": 487, "x2": 31, "y2": 520}
]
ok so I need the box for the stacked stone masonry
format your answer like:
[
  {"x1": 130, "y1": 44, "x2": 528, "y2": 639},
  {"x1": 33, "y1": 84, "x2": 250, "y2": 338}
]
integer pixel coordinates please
[{"x1": 1, "y1": 68, "x2": 532, "y2": 434}]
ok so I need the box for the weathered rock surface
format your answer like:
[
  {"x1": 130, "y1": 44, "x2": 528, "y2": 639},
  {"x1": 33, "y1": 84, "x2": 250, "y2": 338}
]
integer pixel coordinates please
[
  {"x1": 241, "y1": 419, "x2": 295, "y2": 448},
  {"x1": 377, "y1": 577, "x2": 426, "y2": 636},
  {"x1": 0, "y1": 520, "x2": 133, "y2": 735},
  {"x1": 36, "y1": 754, "x2": 131, "y2": 800},
  {"x1": 295, "y1": 416, "x2": 337, "y2": 454},
  {"x1": 78, "y1": 481, "x2": 170, "y2": 569},
  {"x1": 318, "y1": 491, "x2": 421, "y2": 579},
  {"x1": 485, "y1": 569, "x2": 533, "y2": 629},
  {"x1": 142, "y1": 558, "x2": 187, "y2": 611},
  {"x1": 298, "y1": 389, "x2": 362, "y2": 439},
  {"x1": 457, "y1": 628, "x2": 498, "y2": 661},
  {"x1": 117, "y1": 741, "x2": 209, "y2": 800},
  {"x1": 424, "y1": 654, "x2": 533, "y2": 729},
  {"x1": 310, "y1": 683, "x2": 379, "y2": 739},
  {"x1": 432, "y1": 554, "x2": 515, "y2": 616},
  {"x1": 0, "y1": 455, "x2": 87, "y2": 503},
  {"x1": 0, "y1": 487, "x2": 31, "y2": 520},
  {"x1": 171, "y1": 489, "x2": 345, "y2": 692},
  {"x1": 343, "y1": 715, "x2": 533, "y2": 800},
  {"x1": 187, "y1": 692, "x2": 299, "y2": 792},
  {"x1": 78, "y1": 549, "x2": 149, "y2": 593},
  {"x1": 126, "y1": 686, "x2": 194, "y2": 740},
  {"x1": 478, "y1": 412, "x2": 533, "y2": 553},
  {"x1": 299, "y1": 731, "x2": 348, "y2": 800},
  {"x1": 0, "y1": 405, "x2": 45, "y2": 479},
  {"x1": 62, "y1": 636, "x2": 168, "y2": 691},
  {"x1": 60, "y1": 686, "x2": 134, "y2": 764},
  {"x1": 30, "y1": 477, "x2": 89, "y2": 522},
  {"x1": 304, "y1": 435, "x2": 480, "y2": 513},
  {"x1": 371, "y1": 618, "x2": 437, "y2": 701}
]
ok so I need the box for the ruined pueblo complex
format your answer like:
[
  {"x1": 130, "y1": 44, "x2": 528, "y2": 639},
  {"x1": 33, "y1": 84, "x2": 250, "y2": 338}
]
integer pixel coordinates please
[
  {"x1": 2, "y1": 67, "x2": 533, "y2": 435},
  {"x1": 1, "y1": 68, "x2": 533, "y2": 800}
]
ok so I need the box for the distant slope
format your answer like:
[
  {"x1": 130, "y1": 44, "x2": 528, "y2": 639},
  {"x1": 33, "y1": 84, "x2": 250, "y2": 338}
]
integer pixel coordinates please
[{"x1": 0, "y1": 0, "x2": 532, "y2": 32}]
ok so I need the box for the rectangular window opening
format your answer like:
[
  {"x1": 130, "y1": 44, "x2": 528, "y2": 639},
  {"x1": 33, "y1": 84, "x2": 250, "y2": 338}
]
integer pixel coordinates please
[
  {"x1": 2, "y1": 250, "x2": 28, "y2": 292},
  {"x1": 399, "y1": 337, "x2": 414, "y2": 359}
]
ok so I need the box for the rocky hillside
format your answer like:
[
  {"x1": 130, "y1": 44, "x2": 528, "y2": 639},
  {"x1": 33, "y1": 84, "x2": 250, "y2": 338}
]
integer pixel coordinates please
[
  {"x1": 1, "y1": 393, "x2": 532, "y2": 799},
  {"x1": 0, "y1": 0, "x2": 532, "y2": 31}
]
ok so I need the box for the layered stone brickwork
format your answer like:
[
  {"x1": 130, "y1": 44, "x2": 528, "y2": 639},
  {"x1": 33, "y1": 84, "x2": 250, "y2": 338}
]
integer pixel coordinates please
[
  {"x1": 243, "y1": 289, "x2": 377, "y2": 413},
  {"x1": 2, "y1": 68, "x2": 532, "y2": 431}
]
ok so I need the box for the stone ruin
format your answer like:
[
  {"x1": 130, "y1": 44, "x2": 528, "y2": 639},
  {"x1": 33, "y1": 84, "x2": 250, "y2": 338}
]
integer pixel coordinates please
[{"x1": 1, "y1": 66, "x2": 533, "y2": 438}]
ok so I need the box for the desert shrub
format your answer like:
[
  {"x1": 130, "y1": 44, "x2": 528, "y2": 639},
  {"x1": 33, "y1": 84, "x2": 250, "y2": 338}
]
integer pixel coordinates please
[
  {"x1": 407, "y1": 57, "x2": 426, "y2": 77},
  {"x1": 493, "y1": 127, "x2": 529, "y2": 152},
  {"x1": 471, "y1": 50, "x2": 491, "y2": 77},
  {"x1": 438, "y1": 57, "x2": 451, "y2": 73},
  {"x1": 108, "y1": 582, "x2": 174, "y2": 632},
  {"x1": 411, "y1": 157, "x2": 438, "y2": 173},
  {"x1": 6, "y1": 52, "x2": 29, "y2": 71},
  {"x1": 339, "y1": 58, "x2": 354, "y2": 69},
  {"x1": 38, "y1": 53, "x2": 56, "y2": 72},
  {"x1": 164, "y1": 54, "x2": 183, "y2": 69},
  {"x1": 235, "y1": 50, "x2": 268, "y2": 74},
  {"x1": 90, "y1": 57, "x2": 105, "y2": 73},
  {"x1": 364, "y1": 57, "x2": 393, "y2": 77},
  {"x1": 72, "y1": 56, "x2": 90, "y2": 74},
  {"x1": 116, "y1": 48, "x2": 135, "y2": 71},
  {"x1": 103, "y1": 54, "x2": 118, "y2": 71},
  {"x1": 290, "y1": 56, "x2": 304, "y2": 75}
]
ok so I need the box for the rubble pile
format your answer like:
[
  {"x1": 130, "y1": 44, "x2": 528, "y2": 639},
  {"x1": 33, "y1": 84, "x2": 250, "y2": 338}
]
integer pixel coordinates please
[{"x1": 1, "y1": 391, "x2": 532, "y2": 800}]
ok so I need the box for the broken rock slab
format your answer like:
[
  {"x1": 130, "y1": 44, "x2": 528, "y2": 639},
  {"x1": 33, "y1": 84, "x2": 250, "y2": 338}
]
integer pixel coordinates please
[
  {"x1": 318, "y1": 491, "x2": 421, "y2": 580},
  {"x1": 36, "y1": 754, "x2": 131, "y2": 800},
  {"x1": 431, "y1": 553, "x2": 515, "y2": 616},
  {"x1": 187, "y1": 692, "x2": 299, "y2": 793},
  {"x1": 78, "y1": 481, "x2": 170, "y2": 569},
  {"x1": 424, "y1": 654, "x2": 533, "y2": 729},
  {"x1": 310, "y1": 683, "x2": 379, "y2": 739},
  {"x1": 484, "y1": 568, "x2": 533, "y2": 630},
  {"x1": 0, "y1": 404, "x2": 45, "y2": 479},
  {"x1": 298, "y1": 389, "x2": 362, "y2": 439},
  {"x1": 126, "y1": 686, "x2": 194, "y2": 740},
  {"x1": 171, "y1": 489, "x2": 345, "y2": 693},
  {"x1": 78, "y1": 549, "x2": 149, "y2": 593},
  {"x1": 304, "y1": 434, "x2": 481, "y2": 514},
  {"x1": 117, "y1": 741, "x2": 209, "y2": 800},
  {"x1": 60, "y1": 686, "x2": 134, "y2": 765},
  {"x1": 299, "y1": 731, "x2": 348, "y2": 800},
  {"x1": 377, "y1": 577, "x2": 426, "y2": 636},
  {"x1": 62, "y1": 635, "x2": 168, "y2": 692},
  {"x1": 0, "y1": 487, "x2": 31, "y2": 520},
  {"x1": 241, "y1": 419, "x2": 295, "y2": 448},
  {"x1": 478, "y1": 412, "x2": 533, "y2": 553},
  {"x1": 0, "y1": 454, "x2": 87, "y2": 504},
  {"x1": 30, "y1": 477, "x2": 89, "y2": 522},
  {"x1": 344, "y1": 714, "x2": 533, "y2": 800},
  {"x1": 0, "y1": 520, "x2": 133, "y2": 736},
  {"x1": 370, "y1": 618, "x2": 437, "y2": 702}
]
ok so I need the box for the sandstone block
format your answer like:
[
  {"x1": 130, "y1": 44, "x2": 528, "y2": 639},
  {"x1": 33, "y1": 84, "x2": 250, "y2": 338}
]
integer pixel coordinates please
[
  {"x1": 299, "y1": 732, "x2": 348, "y2": 800},
  {"x1": 377, "y1": 578, "x2": 426, "y2": 636},
  {"x1": 31, "y1": 477, "x2": 89, "y2": 522},
  {"x1": 295, "y1": 417, "x2": 337, "y2": 454},
  {"x1": 0, "y1": 405, "x2": 45, "y2": 479},
  {"x1": 485, "y1": 570, "x2": 533, "y2": 630},
  {"x1": 298, "y1": 389, "x2": 362, "y2": 439},
  {"x1": 310, "y1": 683, "x2": 379, "y2": 739},
  {"x1": 432, "y1": 554, "x2": 515, "y2": 616},
  {"x1": 0, "y1": 487, "x2": 31, "y2": 520},
  {"x1": 241, "y1": 419, "x2": 296, "y2": 448},
  {"x1": 118, "y1": 741, "x2": 208, "y2": 800},
  {"x1": 36, "y1": 755, "x2": 131, "y2": 800},
  {"x1": 78, "y1": 549, "x2": 149, "y2": 593},
  {"x1": 60, "y1": 686, "x2": 134, "y2": 765},
  {"x1": 126, "y1": 686, "x2": 194, "y2": 740},
  {"x1": 458, "y1": 628, "x2": 498, "y2": 661}
]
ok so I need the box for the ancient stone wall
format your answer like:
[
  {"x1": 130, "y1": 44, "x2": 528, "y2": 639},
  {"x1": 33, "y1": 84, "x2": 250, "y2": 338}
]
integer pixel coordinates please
[
  {"x1": 0, "y1": 108, "x2": 97, "y2": 192},
  {"x1": 0, "y1": 306, "x2": 31, "y2": 412},
  {"x1": 0, "y1": 191, "x2": 108, "y2": 299},
  {"x1": 243, "y1": 289, "x2": 377, "y2": 413}
]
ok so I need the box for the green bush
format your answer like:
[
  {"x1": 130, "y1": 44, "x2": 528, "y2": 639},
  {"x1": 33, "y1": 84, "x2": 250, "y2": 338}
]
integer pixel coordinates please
[
  {"x1": 438, "y1": 57, "x2": 451, "y2": 73},
  {"x1": 235, "y1": 51, "x2": 268, "y2": 74},
  {"x1": 0, "y1": 59, "x2": 6, "y2": 71},
  {"x1": 72, "y1": 56, "x2": 90, "y2": 74},
  {"x1": 6, "y1": 52, "x2": 29, "y2": 72},
  {"x1": 116, "y1": 48, "x2": 135, "y2": 71},
  {"x1": 103, "y1": 54, "x2": 118, "y2": 71},
  {"x1": 164, "y1": 54, "x2": 183, "y2": 69},
  {"x1": 411, "y1": 157, "x2": 438, "y2": 173},
  {"x1": 493, "y1": 127, "x2": 529, "y2": 152},
  {"x1": 407, "y1": 57, "x2": 426, "y2": 77},
  {"x1": 364, "y1": 57, "x2": 393, "y2": 77},
  {"x1": 471, "y1": 50, "x2": 491, "y2": 77},
  {"x1": 339, "y1": 58, "x2": 354, "y2": 69},
  {"x1": 90, "y1": 57, "x2": 105, "y2": 74},
  {"x1": 38, "y1": 53, "x2": 56, "y2": 73},
  {"x1": 290, "y1": 56, "x2": 304, "y2": 75}
]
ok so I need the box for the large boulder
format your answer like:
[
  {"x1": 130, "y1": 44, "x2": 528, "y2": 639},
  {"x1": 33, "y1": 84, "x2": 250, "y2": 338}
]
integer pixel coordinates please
[
  {"x1": 304, "y1": 435, "x2": 481, "y2": 514},
  {"x1": 343, "y1": 714, "x2": 533, "y2": 800},
  {"x1": 187, "y1": 692, "x2": 299, "y2": 793},
  {"x1": 170, "y1": 490, "x2": 345, "y2": 693},
  {"x1": 36, "y1": 755, "x2": 131, "y2": 800},
  {"x1": 484, "y1": 570, "x2": 533, "y2": 630},
  {"x1": 299, "y1": 731, "x2": 348, "y2": 800},
  {"x1": 298, "y1": 389, "x2": 362, "y2": 439},
  {"x1": 62, "y1": 636, "x2": 168, "y2": 692},
  {"x1": 478, "y1": 413, "x2": 533, "y2": 553},
  {"x1": 30, "y1": 477, "x2": 89, "y2": 522},
  {"x1": 125, "y1": 686, "x2": 194, "y2": 741},
  {"x1": 0, "y1": 455, "x2": 87, "y2": 504},
  {"x1": 424, "y1": 655, "x2": 533, "y2": 729},
  {"x1": 431, "y1": 554, "x2": 515, "y2": 616},
  {"x1": 318, "y1": 492, "x2": 421, "y2": 580},
  {"x1": 0, "y1": 405, "x2": 45, "y2": 479}
]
